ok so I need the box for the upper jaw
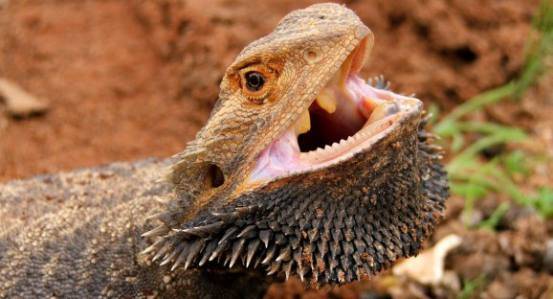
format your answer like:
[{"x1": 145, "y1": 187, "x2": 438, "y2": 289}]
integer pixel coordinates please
[{"x1": 247, "y1": 36, "x2": 421, "y2": 185}]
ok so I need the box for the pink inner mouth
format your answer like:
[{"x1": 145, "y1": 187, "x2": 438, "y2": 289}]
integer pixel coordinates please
[{"x1": 248, "y1": 73, "x2": 415, "y2": 183}]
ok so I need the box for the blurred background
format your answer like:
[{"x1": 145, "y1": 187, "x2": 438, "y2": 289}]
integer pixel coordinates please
[{"x1": 0, "y1": 0, "x2": 551, "y2": 298}]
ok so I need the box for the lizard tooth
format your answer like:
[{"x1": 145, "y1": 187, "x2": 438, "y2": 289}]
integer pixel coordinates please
[
  {"x1": 316, "y1": 89, "x2": 337, "y2": 114},
  {"x1": 310, "y1": 148, "x2": 321, "y2": 155},
  {"x1": 353, "y1": 132, "x2": 364, "y2": 140},
  {"x1": 294, "y1": 110, "x2": 311, "y2": 135}
]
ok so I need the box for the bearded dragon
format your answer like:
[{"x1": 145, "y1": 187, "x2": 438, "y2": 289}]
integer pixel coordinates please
[{"x1": 0, "y1": 3, "x2": 448, "y2": 298}]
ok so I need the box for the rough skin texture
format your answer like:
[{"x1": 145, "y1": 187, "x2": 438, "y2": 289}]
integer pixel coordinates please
[
  {"x1": 0, "y1": 159, "x2": 269, "y2": 298},
  {"x1": 0, "y1": 3, "x2": 448, "y2": 298}
]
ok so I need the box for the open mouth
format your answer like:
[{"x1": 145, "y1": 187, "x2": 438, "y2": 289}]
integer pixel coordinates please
[{"x1": 249, "y1": 37, "x2": 421, "y2": 183}]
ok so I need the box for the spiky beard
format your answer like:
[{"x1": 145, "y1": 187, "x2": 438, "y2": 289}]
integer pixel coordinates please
[{"x1": 143, "y1": 115, "x2": 448, "y2": 287}]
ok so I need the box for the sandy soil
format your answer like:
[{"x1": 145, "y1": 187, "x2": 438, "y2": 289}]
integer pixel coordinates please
[{"x1": 1, "y1": 0, "x2": 551, "y2": 298}]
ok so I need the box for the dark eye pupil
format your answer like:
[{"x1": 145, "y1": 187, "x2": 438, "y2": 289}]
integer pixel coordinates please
[{"x1": 245, "y1": 72, "x2": 265, "y2": 91}]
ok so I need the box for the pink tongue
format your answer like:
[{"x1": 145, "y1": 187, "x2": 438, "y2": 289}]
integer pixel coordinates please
[{"x1": 249, "y1": 131, "x2": 303, "y2": 181}]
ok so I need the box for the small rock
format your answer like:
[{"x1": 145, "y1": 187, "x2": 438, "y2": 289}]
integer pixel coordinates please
[{"x1": 0, "y1": 78, "x2": 49, "y2": 117}]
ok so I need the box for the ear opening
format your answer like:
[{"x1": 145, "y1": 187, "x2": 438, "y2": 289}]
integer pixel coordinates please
[{"x1": 207, "y1": 163, "x2": 225, "y2": 188}]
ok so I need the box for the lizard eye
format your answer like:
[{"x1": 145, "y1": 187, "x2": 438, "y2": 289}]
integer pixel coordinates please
[
  {"x1": 238, "y1": 64, "x2": 276, "y2": 104},
  {"x1": 245, "y1": 71, "x2": 265, "y2": 91}
]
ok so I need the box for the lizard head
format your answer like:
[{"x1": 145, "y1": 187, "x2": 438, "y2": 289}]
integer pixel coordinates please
[
  {"x1": 169, "y1": 3, "x2": 376, "y2": 210},
  {"x1": 146, "y1": 3, "x2": 448, "y2": 287}
]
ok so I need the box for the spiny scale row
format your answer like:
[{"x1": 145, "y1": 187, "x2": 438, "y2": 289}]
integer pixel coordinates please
[{"x1": 145, "y1": 180, "x2": 431, "y2": 284}]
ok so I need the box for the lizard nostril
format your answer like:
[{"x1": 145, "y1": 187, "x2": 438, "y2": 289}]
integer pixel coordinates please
[
  {"x1": 304, "y1": 49, "x2": 321, "y2": 64},
  {"x1": 207, "y1": 164, "x2": 225, "y2": 188}
]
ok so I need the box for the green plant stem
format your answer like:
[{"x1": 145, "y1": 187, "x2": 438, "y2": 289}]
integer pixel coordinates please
[
  {"x1": 447, "y1": 132, "x2": 526, "y2": 174},
  {"x1": 436, "y1": 83, "x2": 516, "y2": 126},
  {"x1": 478, "y1": 202, "x2": 510, "y2": 231},
  {"x1": 458, "y1": 275, "x2": 487, "y2": 299}
]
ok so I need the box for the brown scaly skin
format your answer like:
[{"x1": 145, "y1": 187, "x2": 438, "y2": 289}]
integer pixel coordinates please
[
  {"x1": 0, "y1": 160, "x2": 271, "y2": 298},
  {"x1": 0, "y1": 3, "x2": 448, "y2": 298}
]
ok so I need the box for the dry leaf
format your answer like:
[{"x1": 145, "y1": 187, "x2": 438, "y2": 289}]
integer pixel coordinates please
[{"x1": 392, "y1": 234, "x2": 463, "y2": 285}]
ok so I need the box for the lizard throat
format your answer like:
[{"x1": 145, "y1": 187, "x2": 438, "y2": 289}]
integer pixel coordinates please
[{"x1": 249, "y1": 42, "x2": 421, "y2": 184}]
